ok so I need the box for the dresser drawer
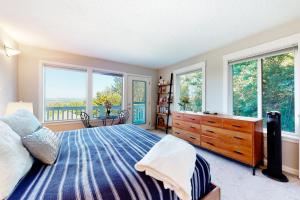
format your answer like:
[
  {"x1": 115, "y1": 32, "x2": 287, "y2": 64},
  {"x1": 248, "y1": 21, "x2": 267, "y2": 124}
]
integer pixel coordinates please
[
  {"x1": 173, "y1": 127, "x2": 200, "y2": 140},
  {"x1": 183, "y1": 114, "x2": 201, "y2": 123},
  {"x1": 201, "y1": 136, "x2": 252, "y2": 165},
  {"x1": 201, "y1": 135, "x2": 218, "y2": 147},
  {"x1": 183, "y1": 122, "x2": 201, "y2": 133},
  {"x1": 172, "y1": 128, "x2": 200, "y2": 146},
  {"x1": 173, "y1": 112, "x2": 184, "y2": 121},
  {"x1": 173, "y1": 120, "x2": 185, "y2": 129},
  {"x1": 227, "y1": 147, "x2": 252, "y2": 165},
  {"x1": 219, "y1": 129, "x2": 252, "y2": 147},
  {"x1": 201, "y1": 125, "x2": 220, "y2": 138},
  {"x1": 201, "y1": 138, "x2": 227, "y2": 157},
  {"x1": 223, "y1": 119, "x2": 253, "y2": 133},
  {"x1": 201, "y1": 116, "x2": 222, "y2": 127}
]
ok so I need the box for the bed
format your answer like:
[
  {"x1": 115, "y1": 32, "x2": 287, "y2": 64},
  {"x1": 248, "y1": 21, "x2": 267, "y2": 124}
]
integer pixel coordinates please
[{"x1": 8, "y1": 124, "x2": 218, "y2": 200}]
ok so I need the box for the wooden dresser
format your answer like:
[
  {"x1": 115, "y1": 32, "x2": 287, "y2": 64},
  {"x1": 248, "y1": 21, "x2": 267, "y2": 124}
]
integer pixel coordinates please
[{"x1": 172, "y1": 111, "x2": 263, "y2": 175}]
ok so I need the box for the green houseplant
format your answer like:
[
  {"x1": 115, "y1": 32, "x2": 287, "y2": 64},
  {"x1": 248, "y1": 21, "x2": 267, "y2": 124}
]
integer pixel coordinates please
[{"x1": 178, "y1": 96, "x2": 190, "y2": 111}]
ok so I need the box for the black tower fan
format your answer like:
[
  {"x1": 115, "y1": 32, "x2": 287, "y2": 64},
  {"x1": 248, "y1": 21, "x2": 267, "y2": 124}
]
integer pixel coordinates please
[{"x1": 262, "y1": 111, "x2": 288, "y2": 182}]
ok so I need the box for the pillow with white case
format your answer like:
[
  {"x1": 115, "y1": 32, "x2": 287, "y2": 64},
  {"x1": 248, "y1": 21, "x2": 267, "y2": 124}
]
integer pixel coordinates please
[
  {"x1": 1, "y1": 109, "x2": 42, "y2": 137},
  {"x1": 22, "y1": 127, "x2": 61, "y2": 165},
  {"x1": 0, "y1": 120, "x2": 33, "y2": 199}
]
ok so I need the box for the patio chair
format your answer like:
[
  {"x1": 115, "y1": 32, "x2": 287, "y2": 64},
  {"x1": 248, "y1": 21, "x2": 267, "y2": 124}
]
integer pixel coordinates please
[
  {"x1": 80, "y1": 112, "x2": 95, "y2": 128},
  {"x1": 118, "y1": 110, "x2": 129, "y2": 124}
]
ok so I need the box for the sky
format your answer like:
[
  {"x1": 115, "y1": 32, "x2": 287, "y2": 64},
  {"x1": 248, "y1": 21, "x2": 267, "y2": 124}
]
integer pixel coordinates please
[{"x1": 45, "y1": 67, "x2": 116, "y2": 100}]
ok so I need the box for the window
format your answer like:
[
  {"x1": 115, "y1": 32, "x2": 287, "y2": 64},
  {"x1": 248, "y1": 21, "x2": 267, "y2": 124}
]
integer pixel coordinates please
[
  {"x1": 175, "y1": 62, "x2": 205, "y2": 113},
  {"x1": 230, "y1": 50, "x2": 296, "y2": 133},
  {"x1": 44, "y1": 66, "x2": 87, "y2": 122},
  {"x1": 262, "y1": 53, "x2": 295, "y2": 132},
  {"x1": 43, "y1": 65, "x2": 124, "y2": 122},
  {"x1": 92, "y1": 72, "x2": 123, "y2": 118},
  {"x1": 232, "y1": 60, "x2": 258, "y2": 117}
]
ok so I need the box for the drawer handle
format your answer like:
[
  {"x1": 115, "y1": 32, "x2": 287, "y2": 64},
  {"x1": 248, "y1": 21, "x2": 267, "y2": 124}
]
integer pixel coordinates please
[
  {"x1": 190, "y1": 126, "x2": 196, "y2": 129},
  {"x1": 232, "y1": 125, "x2": 241, "y2": 128},
  {"x1": 175, "y1": 123, "x2": 180, "y2": 125},
  {"x1": 233, "y1": 150, "x2": 243, "y2": 155},
  {"x1": 190, "y1": 136, "x2": 196, "y2": 140},
  {"x1": 206, "y1": 142, "x2": 215, "y2": 146},
  {"x1": 175, "y1": 132, "x2": 180, "y2": 135},
  {"x1": 206, "y1": 130, "x2": 215, "y2": 133},
  {"x1": 191, "y1": 118, "x2": 196, "y2": 121},
  {"x1": 207, "y1": 121, "x2": 216, "y2": 124},
  {"x1": 233, "y1": 136, "x2": 244, "y2": 140}
]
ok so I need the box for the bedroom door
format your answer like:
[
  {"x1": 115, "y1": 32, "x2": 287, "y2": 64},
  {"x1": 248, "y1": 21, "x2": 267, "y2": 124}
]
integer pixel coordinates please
[{"x1": 127, "y1": 75, "x2": 151, "y2": 129}]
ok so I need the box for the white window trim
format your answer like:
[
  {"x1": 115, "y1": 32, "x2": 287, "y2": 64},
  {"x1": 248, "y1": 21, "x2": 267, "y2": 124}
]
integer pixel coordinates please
[
  {"x1": 39, "y1": 60, "x2": 153, "y2": 126},
  {"x1": 173, "y1": 61, "x2": 206, "y2": 112},
  {"x1": 223, "y1": 34, "x2": 300, "y2": 141},
  {"x1": 39, "y1": 60, "x2": 126, "y2": 123}
]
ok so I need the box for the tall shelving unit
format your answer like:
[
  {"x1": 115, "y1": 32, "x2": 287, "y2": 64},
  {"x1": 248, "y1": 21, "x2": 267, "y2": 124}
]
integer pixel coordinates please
[{"x1": 155, "y1": 73, "x2": 173, "y2": 134}]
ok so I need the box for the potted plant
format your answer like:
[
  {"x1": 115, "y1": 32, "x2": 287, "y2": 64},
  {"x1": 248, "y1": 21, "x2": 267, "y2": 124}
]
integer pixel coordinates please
[
  {"x1": 104, "y1": 100, "x2": 112, "y2": 116},
  {"x1": 178, "y1": 96, "x2": 190, "y2": 111}
]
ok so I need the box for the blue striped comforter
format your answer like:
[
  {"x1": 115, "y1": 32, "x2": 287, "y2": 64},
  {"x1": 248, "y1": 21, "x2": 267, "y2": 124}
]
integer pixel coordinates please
[{"x1": 9, "y1": 124, "x2": 211, "y2": 200}]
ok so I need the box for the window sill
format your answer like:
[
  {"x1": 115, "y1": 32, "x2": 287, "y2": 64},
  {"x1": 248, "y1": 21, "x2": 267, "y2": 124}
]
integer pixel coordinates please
[
  {"x1": 42, "y1": 120, "x2": 82, "y2": 125},
  {"x1": 263, "y1": 131, "x2": 299, "y2": 143}
]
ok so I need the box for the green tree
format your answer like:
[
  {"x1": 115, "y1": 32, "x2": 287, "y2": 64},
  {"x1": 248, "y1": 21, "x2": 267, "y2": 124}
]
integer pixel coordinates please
[
  {"x1": 232, "y1": 53, "x2": 295, "y2": 132},
  {"x1": 262, "y1": 53, "x2": 294, "y2": 132},
  {"x1": 232, "y1": 60, "x2": 258, "y2": 117},
  {"x1": 93, "y1": 76, "x2": 123, "y2": 106},
  {"x1": 179, "y1": 70, "x2": 203, "y2": 112}
]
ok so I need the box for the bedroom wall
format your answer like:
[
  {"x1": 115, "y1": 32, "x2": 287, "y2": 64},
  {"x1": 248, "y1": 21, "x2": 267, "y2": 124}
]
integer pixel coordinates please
[
  {"x1": 17, "y1": 44, "x2": 158, "y2": 130},
  {"x1": 0, "y1": 28, "x2": 18, "y2": 115},
  {"x1": 158, "y1": 19, "x2": 300, "y2": 175}
]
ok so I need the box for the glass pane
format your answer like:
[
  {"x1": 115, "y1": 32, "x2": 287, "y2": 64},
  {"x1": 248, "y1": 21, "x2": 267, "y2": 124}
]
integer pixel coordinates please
[
  {"x1": 178, "y1": 70, "x2": 203, "y2": 112},
  {"x1": 92, "y1": 73, "x2": 123, "y2": 118},
  {"x1": 232, "y1": 60, "x2": 258, "y2": 117},
  {"x1": 262, "y1": 52, "x2": 295, "y2": 132},
  {"x1": 44, "y1": 67, "x2": 87, "y2": 121},
  {"x1": 132, "y1": 80, "x2": 146, "y2": 125}
]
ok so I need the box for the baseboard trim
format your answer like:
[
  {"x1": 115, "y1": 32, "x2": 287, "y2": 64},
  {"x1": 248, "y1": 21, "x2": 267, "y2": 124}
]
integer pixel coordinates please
[{"x1": 263, "y1": 159, "x2": 299, "y2": 176}]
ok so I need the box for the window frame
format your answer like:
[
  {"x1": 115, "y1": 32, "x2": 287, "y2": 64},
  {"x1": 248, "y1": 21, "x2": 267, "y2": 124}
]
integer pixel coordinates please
[
  {"x1": 42, "y1": 65, "x2": 88, "y2": 122},
  {"x1": 223, "y1": 34, "x2": 300, "y2": 138},
  {"x1": 174, "y1": 62, "x2": 206, "y2": 112},
  {"x1": 92, "y1": 70, "x2": 124, "y2": 118},
  {"x1": 39, "y1": 61, "x2": 126, "y2": 123}
]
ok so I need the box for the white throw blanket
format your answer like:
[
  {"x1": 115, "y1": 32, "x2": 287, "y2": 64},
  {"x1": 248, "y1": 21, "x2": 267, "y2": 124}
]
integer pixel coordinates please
[{"x1": 135, "y1": 135, "x2": 196, "y2": 200}]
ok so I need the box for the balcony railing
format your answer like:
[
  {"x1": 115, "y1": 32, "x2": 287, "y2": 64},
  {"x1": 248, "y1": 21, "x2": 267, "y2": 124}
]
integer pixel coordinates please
[
  {"x1": 44, "y1": 105, "x2": 122, "y2": 122},
  {"x1": 132, "y1": 103, "x2": 146, "y2": 125},
  {"x1": 45, "y1": 104, "x2": 146, "y2": 124}
]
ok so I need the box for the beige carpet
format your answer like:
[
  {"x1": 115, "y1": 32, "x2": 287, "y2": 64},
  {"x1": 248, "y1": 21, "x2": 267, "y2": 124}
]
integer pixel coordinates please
[{"x1": 150, "y1": 130, "x2": 300, "y2": 200}]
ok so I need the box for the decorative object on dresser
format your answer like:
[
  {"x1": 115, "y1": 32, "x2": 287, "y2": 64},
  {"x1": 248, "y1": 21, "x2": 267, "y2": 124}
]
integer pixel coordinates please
[
  {"x1": 155, "y1": 73, "x2": 173, "y2": 133},
  {"x1": 172, "y1": 111, "x2": 263, "y2": 175}
]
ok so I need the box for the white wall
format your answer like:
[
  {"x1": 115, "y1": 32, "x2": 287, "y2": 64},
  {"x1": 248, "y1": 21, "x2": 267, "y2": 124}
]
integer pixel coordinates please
[
  {"x1": 158, "y1": 19, "x2": 300, "y2": 174},
  {"x1": 0, "y1": 28, "x2": 18, "y2": 115},
  {"x1": 18, "y1": 44, "x2": 158, "y2": 129}
]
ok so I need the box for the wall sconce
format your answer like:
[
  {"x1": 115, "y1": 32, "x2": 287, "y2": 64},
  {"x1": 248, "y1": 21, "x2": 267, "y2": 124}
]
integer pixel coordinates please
[{"x1": 4, "y1": 45, "x2": 21, "y2": 57}]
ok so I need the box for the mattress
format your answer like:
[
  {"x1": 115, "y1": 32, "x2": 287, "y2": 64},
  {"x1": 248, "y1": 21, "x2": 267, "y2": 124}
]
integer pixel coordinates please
[{"x1": 8, "y1": 124, "x2": 211, "y2": 200}]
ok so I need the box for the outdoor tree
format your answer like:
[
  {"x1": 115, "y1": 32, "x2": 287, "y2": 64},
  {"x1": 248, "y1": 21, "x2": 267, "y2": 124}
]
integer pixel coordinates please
[
  {"x1": 232, "y1": 53, "x2": 294, "y2": 132},
  {"x1": 179, "y1": 70, "x2": 203, "y2": 112}
]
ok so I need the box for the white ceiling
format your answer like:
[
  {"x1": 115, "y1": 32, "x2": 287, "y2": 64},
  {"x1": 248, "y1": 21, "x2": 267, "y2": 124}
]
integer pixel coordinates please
[{"x1": 0, "y1": 0, "x2": 300, "y2": 68}]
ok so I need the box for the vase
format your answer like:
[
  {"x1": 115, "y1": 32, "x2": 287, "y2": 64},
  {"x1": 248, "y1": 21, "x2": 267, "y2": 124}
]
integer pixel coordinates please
[{"x1": 106, "y1": 109, "x2": 111, "y2": 116}]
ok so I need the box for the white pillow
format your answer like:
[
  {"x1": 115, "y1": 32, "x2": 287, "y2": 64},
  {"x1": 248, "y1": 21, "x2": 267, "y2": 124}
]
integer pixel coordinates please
[
  {"x1": 22, "y1": 127, "x2": 61, "y2": 165},
  {"x1": 1, "y1": 109, "x2": 42, "y2": 137},
  {"x1": 0, "y1": 121, "x2": 33, "y2": 199}
]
